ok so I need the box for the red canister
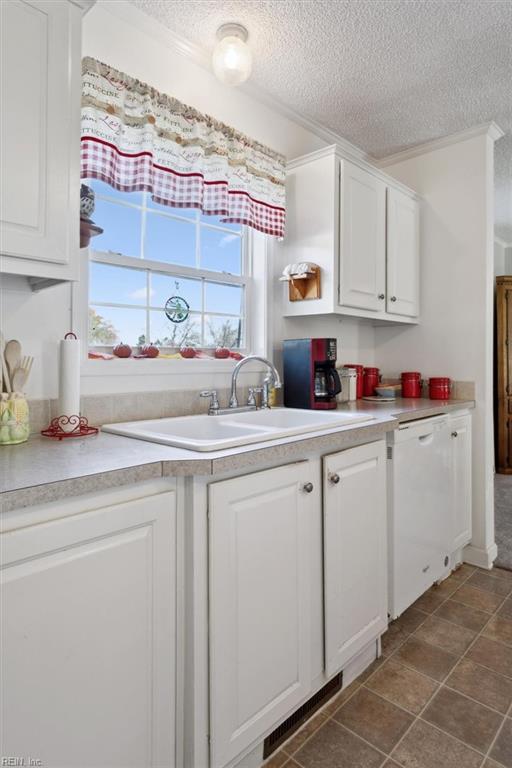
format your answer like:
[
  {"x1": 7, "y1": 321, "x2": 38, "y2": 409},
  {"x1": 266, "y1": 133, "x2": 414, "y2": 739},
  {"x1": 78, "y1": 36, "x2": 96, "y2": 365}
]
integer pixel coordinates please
[
  {"x1": 344, "y1": 363, "x2": 364, "y2": 399},
  {"x1": 429, "y1": 377, "x2": 451, "y2": 400},
  {"x1": 401, "y1": 371, "x2": 422, "y2": 398},
  {"x1": 363, "y1": 367, "x2": 380, "y2": 397}
]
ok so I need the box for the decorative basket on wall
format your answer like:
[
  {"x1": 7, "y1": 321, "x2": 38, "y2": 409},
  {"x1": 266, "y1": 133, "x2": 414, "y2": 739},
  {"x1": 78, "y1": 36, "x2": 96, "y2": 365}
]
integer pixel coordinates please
[{"x1": 280, "y1": 262, "x2": 321, "y2": 301}]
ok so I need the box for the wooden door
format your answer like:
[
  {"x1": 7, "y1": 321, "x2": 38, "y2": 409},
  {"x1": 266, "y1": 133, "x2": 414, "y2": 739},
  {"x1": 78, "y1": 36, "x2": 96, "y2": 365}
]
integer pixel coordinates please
[
  {"x1": 451, "y1": 413, "x2": 472, "y2": 550},
  {"x1": 208, "y1": 461, "x2": 319, "y2": 768},
  {"x1": 386, "y1": 188, "x2": 420, "y2": 317},
  {"x1": 496, "y1": 277, "x2": 512, "y2": 472},
  {"x1": 339, "y1": 160, "x2": 386, "y2": 311},
  {"x1": 323, "y1": 441, "x2": 388, "y2": 677},
  {"x1": 1, "y1": 491, "x2": 176, "y2": 768},
  {"x1": 0, "y1": 0, "x2": 79, "y2": 267}
]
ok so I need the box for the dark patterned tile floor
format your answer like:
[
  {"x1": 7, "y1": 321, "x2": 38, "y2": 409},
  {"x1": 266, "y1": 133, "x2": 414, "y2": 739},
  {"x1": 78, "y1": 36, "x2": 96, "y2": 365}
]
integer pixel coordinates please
[{"x1": 265, "y1": 565, "x2": 512, "y2": 768}]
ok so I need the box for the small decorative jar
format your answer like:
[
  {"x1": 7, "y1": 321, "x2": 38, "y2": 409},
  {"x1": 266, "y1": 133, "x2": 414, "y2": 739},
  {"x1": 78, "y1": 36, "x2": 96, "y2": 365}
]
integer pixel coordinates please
[
  {"x1": 401, "y1": 371, "x2": 422, "y2": 398},
  {"x1": 363, "y1": 367, "x2": 381, "y2": 397},
  {"x1": 344, "y1": 363, "x2": 364, "y2": 398},
  {"x1": 0, "y1": 394, "x2": 30, "y2": 445},
  {"x1": 336, "y1": 367, "x2": 357, "y2": 403},
  {"x1": 429, "y1": 377, "x2": 452, "y2": 400}
]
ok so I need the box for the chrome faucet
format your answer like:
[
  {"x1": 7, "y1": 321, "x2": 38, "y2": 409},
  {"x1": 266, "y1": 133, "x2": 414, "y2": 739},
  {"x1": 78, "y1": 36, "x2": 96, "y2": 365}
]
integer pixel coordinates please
[{"x1": 229, "y1": 355, "x2": 282, "y2": 409}]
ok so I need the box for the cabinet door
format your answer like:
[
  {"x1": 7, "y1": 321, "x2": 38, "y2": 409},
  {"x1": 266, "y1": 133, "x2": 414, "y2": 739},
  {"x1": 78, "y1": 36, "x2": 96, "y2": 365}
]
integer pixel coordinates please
[
  {"x1": 209, "y1": 462, "x2": 319, "y2": 768},
  {"x1": 1, "y1": 491, "x2": 176, "y2": 768},
  {"x1": 323, "y1": 441, "x2": 387, "y2": 677},
  {"x1": 386, "y1": 188, "x2": 420, "y2": 317},
  {"x1": 451, "y1": 413, "x2": 472, "y2": 550},
  {"x1": 0, "y1": 0, "x2": 79, "y2": 268},
  {"x1": 339, "y1": 161, "x2": 386, "y2": 311}
]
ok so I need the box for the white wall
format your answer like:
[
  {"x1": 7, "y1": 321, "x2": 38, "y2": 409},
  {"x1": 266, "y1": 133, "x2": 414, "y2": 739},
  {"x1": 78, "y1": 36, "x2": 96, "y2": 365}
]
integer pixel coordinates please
[
  {"x1": 0, "y1": 0, "x2": 371, "y2": 400},
  {"x1": 375, "y1": 133, "x2": 496, "y2": 568},
  {"x1": 495, "y1": 239, "x2": 512, "y2": 275},
  {"x1": 495, "y1": 240, "x2": 506, "y2": 276}
]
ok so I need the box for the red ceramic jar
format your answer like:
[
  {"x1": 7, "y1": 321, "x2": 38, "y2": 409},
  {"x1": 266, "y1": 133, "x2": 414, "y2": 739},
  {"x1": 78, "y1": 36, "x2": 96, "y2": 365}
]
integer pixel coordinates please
[
  {"x1": 429, "y1": 377, "x2": 451, "y2": 400},
  {"x1": 363, "y1": 367, "x2": 380, "y2": 397},
  {"x1": 401, "y1": 371, "x2": 422, "y2": 398},
  {"x1": 344, "y1": 363, "x2": 364, "y2": 399}
]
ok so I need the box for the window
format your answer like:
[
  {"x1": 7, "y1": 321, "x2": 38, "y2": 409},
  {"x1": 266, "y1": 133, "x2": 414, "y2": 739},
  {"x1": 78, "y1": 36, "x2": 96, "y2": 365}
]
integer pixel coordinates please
[{"x1": 86, "y1": 180, "x2": 249, "y2": 352}]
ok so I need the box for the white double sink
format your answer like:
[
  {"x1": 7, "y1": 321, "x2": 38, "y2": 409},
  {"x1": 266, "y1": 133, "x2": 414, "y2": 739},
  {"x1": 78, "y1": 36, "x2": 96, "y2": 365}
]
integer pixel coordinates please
[{"x1": 102, "y1": 407, "x2": 375, "y2": 452}]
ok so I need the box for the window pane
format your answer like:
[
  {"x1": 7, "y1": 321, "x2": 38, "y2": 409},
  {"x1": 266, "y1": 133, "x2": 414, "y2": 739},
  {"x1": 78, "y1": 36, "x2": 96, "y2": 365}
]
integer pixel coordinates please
[
  {"x1": 147, "y1": 198, "x2": 197, "y2": 219},
  {"x1": 205, "y1": 282, "x2": 243, "y2": 315},
  {"x1": 85, "y1": 179, "x2": 144, "y2": 206},
  {"x1": 90, "y1": 262, "x2": 147, "y2": 306},
  {"x1": 150, "y1": 311, "x2": 202, "y2": 348},
  {"x1": 151, "y1": 274, "x2": 202, "y2": 312},
  {"x1": 200, "y1": 227, "x2": 242, "y2": 274},
  {"x1": 145, "y1": 212, "x2": 196, "y2": 267},
  {"x1": 91, "y1": 197, "x2": 142, "y2": 257},
  {"x1": 204, "y1": 315, "x2": 243, "y2": 349},
  {"x1": 200, "y1": 213, "x2": 241, "y2": 233},
  {"x1": 89, "y1": 305, "x2": 146, "y2": 346}
]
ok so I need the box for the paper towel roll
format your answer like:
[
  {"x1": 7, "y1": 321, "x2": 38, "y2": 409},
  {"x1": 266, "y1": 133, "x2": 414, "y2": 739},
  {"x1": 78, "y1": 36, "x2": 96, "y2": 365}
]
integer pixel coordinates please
[{"x1": 59, "y1": 334, "x2": 80, "y2": 432}]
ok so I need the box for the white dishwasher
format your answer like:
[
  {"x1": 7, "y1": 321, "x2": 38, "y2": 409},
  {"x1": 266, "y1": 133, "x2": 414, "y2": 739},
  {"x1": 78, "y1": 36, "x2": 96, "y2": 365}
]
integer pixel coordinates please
[{"x1": 387, "y1": 414, "x2": 452, "y2": 619}]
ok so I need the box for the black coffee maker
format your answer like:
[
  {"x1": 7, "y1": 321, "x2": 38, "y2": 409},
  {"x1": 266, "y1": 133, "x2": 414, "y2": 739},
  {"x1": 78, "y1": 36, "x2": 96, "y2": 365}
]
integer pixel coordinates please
[{"x1": 283, "y1": 338, "x2": 341, "y2": 410}]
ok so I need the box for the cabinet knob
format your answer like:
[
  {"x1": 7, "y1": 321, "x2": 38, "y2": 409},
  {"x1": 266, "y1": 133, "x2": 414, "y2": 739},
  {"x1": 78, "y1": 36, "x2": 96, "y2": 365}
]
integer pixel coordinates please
[
  {"x1": 378, "y1": 293, "x2": 385, "y2": 300},
  {"x1": 329, "y1": 473, "x2": 341, "y2": 484},
  {"x1": 390, "y1": 296, "x2": 397, "y2": 302},
  {"x1": 451, "y1": 431, "x2": 458, "y2": 438},
  {"x1": 302, "y1": 482, "x2": 314, "y2": 493}
]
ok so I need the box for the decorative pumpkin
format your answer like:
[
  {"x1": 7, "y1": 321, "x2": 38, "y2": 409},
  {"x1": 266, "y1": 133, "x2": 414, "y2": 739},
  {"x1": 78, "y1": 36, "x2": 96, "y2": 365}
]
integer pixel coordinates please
[
  {"x1": 180, "y1": 347, "x2": 196, "y2": 359},
  {"x1": 214, "y1": 347, "x2": 230, "y2": 359},
  {"x1": 141, "y1": 344, "x2": 159, "y2": 358},
  {"x1": 113, "y1": 342, "x2": 132, "y2": 358},
  {"x1": 229, "y1": 351, "x2": 244, "y2": 360}
]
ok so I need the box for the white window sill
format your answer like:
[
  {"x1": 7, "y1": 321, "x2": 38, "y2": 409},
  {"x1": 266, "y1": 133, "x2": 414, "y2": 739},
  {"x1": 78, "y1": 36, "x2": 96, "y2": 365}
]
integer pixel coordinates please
[{"x1": 81, "y1": 358, "x2": 265, "y2": 377}]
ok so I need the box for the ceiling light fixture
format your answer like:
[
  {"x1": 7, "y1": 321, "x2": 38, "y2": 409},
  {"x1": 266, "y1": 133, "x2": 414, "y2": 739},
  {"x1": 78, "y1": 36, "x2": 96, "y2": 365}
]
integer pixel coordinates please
[{"x1": 212, "y1": 23, "x2": 252, "y2": 86}]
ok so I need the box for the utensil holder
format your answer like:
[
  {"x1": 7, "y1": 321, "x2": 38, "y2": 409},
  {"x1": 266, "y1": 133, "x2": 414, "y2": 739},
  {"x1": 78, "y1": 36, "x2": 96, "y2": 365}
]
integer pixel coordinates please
[{"x1": 0, "y1": 393, "x2": 30, "y2": 445}]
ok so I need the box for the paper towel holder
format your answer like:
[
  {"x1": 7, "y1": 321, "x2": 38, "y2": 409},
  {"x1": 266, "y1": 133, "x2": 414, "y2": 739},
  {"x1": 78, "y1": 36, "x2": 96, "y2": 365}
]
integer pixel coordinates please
[
  {"x1": 41, "y1": 415, "x2": 99, "y2": 440},
  {"x1": 41, "y1": 331, "x2": 99, "y2": 439}
]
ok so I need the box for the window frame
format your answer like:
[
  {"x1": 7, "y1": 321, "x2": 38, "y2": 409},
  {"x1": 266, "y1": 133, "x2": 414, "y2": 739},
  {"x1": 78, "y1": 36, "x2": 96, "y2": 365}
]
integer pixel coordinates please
[{"x1": 85, "y1": 184, "x2": 252, "y2": 354}]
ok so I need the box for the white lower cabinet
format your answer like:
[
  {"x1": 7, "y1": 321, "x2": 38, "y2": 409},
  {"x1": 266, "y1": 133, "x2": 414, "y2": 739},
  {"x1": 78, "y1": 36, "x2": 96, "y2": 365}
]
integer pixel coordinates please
[
  {"x1": 323, "y1": 441, "x2": 388, "y2": 677},
  {"x1": 1, "y1": 484, "x2": 176, "y2": 768},
  {"x1": 451, "y1": 412, "x2": 472, "y2": 550},
  {"x1": 208, "y1": 461, "x2": 321, "y2": 768}
]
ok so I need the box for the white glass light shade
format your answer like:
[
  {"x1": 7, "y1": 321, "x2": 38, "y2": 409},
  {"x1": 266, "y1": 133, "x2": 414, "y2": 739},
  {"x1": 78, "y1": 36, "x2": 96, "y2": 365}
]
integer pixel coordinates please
[{"x1": 212, "y1": 25, "x2": 252, "y2": 86}]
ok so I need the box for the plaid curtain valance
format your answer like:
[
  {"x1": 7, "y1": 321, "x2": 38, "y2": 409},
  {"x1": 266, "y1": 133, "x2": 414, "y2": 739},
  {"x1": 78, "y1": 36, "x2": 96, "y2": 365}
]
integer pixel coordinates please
[{"x1": 80, "y1": 58, "x2": 286, "y2": 237}]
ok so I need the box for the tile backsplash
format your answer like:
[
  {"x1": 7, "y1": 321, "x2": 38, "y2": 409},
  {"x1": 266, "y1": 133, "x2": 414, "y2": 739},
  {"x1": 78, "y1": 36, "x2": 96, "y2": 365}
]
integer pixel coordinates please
[{"x1": 26, "y1": 381, "x2": 475, "y2": 435}]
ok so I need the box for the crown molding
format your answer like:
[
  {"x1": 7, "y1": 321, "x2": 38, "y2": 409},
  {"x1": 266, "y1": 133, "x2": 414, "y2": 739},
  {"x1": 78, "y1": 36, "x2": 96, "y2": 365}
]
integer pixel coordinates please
[
  {"x1": 495, "y1": 236, "x2": 512, "y2": 249},
  {"x1": 377, "y1": 122, "x2": 506, "y2": 168},
  {"x1": 96, "y1": 1, "x2": 369, "y2": 164},
  {"x1": 69, "y1": 0, "x2": 96, "y2": 11},
  {"x1": 93, "y1": 3, "x2": 506, "y2": 173}
]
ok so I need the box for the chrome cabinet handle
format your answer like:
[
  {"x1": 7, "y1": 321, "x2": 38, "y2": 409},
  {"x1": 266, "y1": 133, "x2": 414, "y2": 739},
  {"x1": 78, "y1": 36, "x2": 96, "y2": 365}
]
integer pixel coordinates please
[
  {"x1": 378, "y1": 293, "x2": 385, "y2": 300},
  {"x1": 302, "y1": 482, "x2": 314, "y2": 493},
  {"x1": 329, "y1": 473, "x2": 341, "y2": 484},
  {"x1": 451, "y1": 431, "x2": 458, "y2": 438},
  {"x1": 390, "y1": 296, "x2": 397, "y2": 302}
]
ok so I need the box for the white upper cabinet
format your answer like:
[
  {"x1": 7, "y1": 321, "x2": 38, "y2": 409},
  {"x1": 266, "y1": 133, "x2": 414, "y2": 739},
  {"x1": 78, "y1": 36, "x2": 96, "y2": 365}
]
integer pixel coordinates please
[
  {"x1": 208, "y1": 461, "x2": 320, "y2": 768},
  {"x1": 386, "y1": 187, "x2": 420, "y2": 317},
  {"x1": 279, "y1": 145, "x2": 420, "y2": 324},
  {"x1": 339, "y1": 161, "x2": 386, "y2": 311},
  {"x1": 0, "y1": 0, "x2": 83, "y2": 286}
]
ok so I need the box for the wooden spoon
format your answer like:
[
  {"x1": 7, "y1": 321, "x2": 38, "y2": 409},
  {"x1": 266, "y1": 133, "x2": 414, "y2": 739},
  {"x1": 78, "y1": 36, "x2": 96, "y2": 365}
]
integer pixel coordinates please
[{"x1": 4, "y1": 339, "x2": 21, "y2": 384}]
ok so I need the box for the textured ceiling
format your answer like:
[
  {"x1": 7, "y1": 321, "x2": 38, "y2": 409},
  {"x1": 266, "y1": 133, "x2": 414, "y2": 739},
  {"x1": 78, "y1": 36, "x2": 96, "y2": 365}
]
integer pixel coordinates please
[{"x1": 132, "y1": 0, "x2": 512, "y2": 240}]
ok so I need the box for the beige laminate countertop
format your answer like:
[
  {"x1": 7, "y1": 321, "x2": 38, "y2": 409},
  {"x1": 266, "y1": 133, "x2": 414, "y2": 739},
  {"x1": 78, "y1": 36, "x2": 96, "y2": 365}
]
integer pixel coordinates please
[{"x1": 0, "y1": 398, "x2": 473, "y2": 513}]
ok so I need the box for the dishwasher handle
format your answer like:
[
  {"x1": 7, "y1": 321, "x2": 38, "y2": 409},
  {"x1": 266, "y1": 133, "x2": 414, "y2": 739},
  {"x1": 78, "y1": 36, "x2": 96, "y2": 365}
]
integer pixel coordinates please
[{"x1": 418, "y1": 433, "x2": 434, "y2": 445}]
